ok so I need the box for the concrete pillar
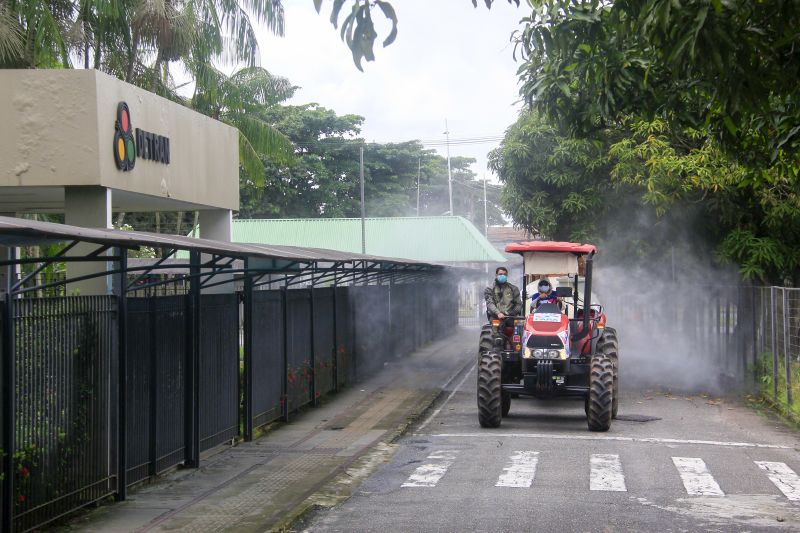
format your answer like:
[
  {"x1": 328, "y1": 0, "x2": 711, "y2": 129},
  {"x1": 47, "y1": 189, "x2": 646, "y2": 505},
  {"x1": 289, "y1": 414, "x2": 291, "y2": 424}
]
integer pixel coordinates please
[
  {"x1": 198, "y1": 209, "x2": 234, "y2": 293},
  {"x1": 198, "y1": 209, "x2": 232, "y2": 242},
  {"x1": 65, "y1": 186, "x2": 112, "y2": 295}
]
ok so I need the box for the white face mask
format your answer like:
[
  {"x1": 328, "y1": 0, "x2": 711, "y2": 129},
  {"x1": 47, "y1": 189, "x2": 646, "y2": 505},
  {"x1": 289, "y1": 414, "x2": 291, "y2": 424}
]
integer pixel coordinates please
[{"x1": 539, "y1": 285, "x2": 550, "y2": 293}]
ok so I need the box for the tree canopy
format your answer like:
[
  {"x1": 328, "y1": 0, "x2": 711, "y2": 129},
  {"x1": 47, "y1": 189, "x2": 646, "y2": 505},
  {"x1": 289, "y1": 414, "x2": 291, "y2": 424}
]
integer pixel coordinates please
[
  {"x1": 491, "y1": 0, "x2": 800, "y2": 283},
  {"x1": 240, "y1": 103, "x2": 504, "y2": 228}
]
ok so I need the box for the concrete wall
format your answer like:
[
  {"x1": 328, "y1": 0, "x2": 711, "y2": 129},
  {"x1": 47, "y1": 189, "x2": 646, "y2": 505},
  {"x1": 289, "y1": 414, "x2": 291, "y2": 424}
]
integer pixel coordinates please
[{"x1": 0, "y1": 69, "x2": 239, "y2": 211}]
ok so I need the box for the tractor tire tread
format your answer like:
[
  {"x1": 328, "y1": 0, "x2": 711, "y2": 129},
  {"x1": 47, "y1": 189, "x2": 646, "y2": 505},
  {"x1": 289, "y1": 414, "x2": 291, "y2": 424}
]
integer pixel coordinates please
[
  {"x1": 587, "y1": 355, "x2": 613, "y2": 432},
  {"x1": 478, "y1": 325, "x2": 493, "y2": 356},
  {"x1": 477, "y1": 352, "x2": 503, "y2": 428},
  {"x1": 599, "y1": 330, "x2": 620, "y2": 419}
]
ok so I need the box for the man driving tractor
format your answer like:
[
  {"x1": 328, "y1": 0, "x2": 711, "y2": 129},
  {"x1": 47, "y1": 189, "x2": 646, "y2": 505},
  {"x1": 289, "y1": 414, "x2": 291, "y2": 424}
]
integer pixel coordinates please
[{"x1": 484, "y1": 266, "x2": 522, "y2": 320}]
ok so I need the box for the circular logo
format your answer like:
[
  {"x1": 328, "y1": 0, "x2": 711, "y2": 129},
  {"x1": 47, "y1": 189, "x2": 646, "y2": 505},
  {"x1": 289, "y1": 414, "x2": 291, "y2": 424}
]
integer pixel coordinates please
[{"x1": 113, "y1": 102, "x2": 136, "y2": 171}]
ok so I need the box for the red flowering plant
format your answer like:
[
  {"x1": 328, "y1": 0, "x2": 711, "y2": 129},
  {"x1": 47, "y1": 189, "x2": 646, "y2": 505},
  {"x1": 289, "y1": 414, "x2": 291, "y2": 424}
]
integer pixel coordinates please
[{"x1": 13, "y1": 442, "x2": 40, "y2": 509}]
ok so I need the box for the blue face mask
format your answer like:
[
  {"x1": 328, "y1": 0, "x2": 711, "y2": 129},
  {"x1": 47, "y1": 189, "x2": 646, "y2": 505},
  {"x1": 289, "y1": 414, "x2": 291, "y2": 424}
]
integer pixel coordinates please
[{"x1": 496, "y1": 274, "x2": 508, "y2": 284}]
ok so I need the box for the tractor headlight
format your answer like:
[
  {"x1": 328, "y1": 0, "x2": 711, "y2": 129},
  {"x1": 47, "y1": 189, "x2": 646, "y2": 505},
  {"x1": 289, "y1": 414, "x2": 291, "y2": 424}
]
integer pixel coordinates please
[
  {"x1": 524, "y1": 344, "x2": 567, "y2": 360},
  {"x1": 525, "y1": 348, "x2": 567, "y2": 359}
]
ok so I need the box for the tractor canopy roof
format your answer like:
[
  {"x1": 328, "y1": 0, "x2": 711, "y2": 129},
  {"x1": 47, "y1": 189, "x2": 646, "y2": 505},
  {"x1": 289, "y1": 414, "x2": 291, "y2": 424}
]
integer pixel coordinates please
[{"x1": 505, "y1": 241, "x2": 597, "y2": 255}]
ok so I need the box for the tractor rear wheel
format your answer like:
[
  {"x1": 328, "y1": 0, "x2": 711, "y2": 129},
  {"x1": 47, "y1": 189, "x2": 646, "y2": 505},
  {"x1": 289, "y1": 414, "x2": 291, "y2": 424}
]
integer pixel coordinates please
[
  {"x1": 587, "y1": 355, "x2": 614, "y2": 432},
  {"x1": 478, "y1": 324, "x2": 493, "y2": 356},
  {"x1": 502, "y1": 391, "x2": 511, "y2": 417},
  {"x1": 477, "y1": 351, "x2": 503, "y2": 428},
  {"x1": 599, "y1": 328, "x2": 620, "y2": 419}
]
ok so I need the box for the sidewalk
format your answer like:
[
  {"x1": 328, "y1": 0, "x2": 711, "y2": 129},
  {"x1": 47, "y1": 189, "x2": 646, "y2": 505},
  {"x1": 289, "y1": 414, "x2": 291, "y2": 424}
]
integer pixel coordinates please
[{"x1": 69, "y1": 329, "x2": 476, "y2": 533}]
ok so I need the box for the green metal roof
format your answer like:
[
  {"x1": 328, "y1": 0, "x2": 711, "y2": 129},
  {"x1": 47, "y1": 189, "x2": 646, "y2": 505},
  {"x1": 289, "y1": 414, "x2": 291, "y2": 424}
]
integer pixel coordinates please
[{"x1": 228, "y1": 216, "x2": 506, "y2": 264}]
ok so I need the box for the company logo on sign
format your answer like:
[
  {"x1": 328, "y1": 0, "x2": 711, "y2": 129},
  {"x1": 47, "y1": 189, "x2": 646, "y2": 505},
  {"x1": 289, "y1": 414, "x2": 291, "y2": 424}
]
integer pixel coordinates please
[
  {"x1": 113, "y1": 102, "x2": 171, "y2": 171},
  {"x1": 113, "y1": 102, "x2": 136, "y2": 171}
]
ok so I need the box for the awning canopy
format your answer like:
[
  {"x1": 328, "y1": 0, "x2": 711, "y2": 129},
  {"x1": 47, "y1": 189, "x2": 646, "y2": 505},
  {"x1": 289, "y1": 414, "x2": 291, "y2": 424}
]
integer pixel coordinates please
[
  {"x1": 0, "y1": 216, "x2": 444, "y2": 268},
  {"x1": 505, "y1": 241, "x2": 598, "y2": 255}
]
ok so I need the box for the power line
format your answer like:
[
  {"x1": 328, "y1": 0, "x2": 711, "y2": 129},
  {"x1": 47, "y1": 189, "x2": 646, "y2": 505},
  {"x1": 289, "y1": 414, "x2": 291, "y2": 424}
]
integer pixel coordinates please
[{"x1": 290, "y1": 134, "x2": 505, "y2": 149}]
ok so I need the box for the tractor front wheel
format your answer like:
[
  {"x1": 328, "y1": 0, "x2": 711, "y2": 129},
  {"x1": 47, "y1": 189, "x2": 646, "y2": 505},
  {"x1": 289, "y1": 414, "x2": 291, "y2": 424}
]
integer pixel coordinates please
[
  {"x1": 502, "y1": 391, "x2": 511, "y2": 417},
  {"x1": 477, "y1": 352, "x2": 503, "y2": 428},
  {"x1": 599, "y1": 328, "x2": 620, "y2": 419},
  {"x1": 587, "y1": 355, "x2": 614, "y2": 432}
]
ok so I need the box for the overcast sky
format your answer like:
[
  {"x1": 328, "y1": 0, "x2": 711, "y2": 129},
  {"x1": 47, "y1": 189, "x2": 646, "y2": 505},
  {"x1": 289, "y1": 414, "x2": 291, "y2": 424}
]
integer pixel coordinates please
[{"x1": 256, "y1": 0, "x2": 527, "y2": 182}]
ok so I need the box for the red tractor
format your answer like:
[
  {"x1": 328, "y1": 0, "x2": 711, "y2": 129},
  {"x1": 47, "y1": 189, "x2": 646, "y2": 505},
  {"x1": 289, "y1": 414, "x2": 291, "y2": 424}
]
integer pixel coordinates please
[{"x1": 477, "y1": 242, "x2": 619, "y2": 431}]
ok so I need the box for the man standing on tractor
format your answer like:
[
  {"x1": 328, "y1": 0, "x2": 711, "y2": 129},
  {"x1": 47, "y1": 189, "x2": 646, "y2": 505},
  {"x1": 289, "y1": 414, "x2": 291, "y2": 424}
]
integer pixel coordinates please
[
  {"x1": 484, "y1": 266, "x2": 522, "y2": 320},
  {"x1": 531, "y1": 278, "x2": 562, "y2": 310}
]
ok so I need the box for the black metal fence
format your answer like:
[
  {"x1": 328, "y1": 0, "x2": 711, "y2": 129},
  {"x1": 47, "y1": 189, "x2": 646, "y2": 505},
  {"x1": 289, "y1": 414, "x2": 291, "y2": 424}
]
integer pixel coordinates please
[
  {"x1": 600, "y1": 284, "x2": 756, "y2": 391},
  {"x1": 1, "y1": 279, "x2": 456, "y2": 532},
  {"x1": 8, "y1": 297, "x2": 118, "y2": 533}
]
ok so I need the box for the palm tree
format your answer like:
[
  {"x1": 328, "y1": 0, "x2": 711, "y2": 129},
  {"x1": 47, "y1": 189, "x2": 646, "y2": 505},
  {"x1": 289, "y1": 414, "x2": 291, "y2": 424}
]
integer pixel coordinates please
[
  {"x1": 192, "y1": 63, "x2": 296, "y2": 185},
  {"x1": 0, "y1": 0, "x2": 73, "y2": 67}
]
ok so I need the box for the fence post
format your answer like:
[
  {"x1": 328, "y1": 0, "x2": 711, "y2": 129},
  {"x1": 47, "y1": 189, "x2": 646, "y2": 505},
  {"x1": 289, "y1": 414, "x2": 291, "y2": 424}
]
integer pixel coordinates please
[
  {"x1": 148, "y1": 297, "x2": 157, "y2": 477},
  {"x1": 332, "y1": 285, "x2": 339, "y2": 393},
  {"x1": 115, "y1": 247, "x2": 128, "y2": 500},
  {"x1": 2, "y1": 289, "x2": 15, "y2": 533},
  {"x1": 752, "y1": 286, "x2": 758, "y2": 388},
  {"x1": 281, "y1": 286, "x2": 289, "y2": 422},
  {"x1": 351, "y1": 287, "x2": 358, "y2": 383},
  {"x1": 242, "y1": 260, "x2": 254, "y2": 441},
  {"x1": 784, "y1": 288, "x2": 792, "y2": 406},
  {"x1": 771, "y1": 286, "x2": 778, "y2": 400},
  {"x1": 184, "y1": 250, "x2": 201, "y2": 467},
  {"x1": 309, "y1": 287, "x2": 317, "y2": 407}
]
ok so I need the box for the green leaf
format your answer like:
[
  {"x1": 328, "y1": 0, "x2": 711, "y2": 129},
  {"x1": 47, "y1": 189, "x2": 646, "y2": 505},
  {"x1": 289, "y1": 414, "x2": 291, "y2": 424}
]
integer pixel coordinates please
[
  {"x1": 375, "y1": 1, "x2": 398, "y2": 47},
  {"x1": 722, "y1": 115, "x2": 738, "y2": 135},
  {"x1": 330, "y1": 0, "x2": 347, "y2": 28}
]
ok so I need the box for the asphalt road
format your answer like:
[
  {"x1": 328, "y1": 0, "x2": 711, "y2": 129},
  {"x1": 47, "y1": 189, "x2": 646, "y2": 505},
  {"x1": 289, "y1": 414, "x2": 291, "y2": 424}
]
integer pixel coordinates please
[{"x1": 299, "y1": 355, "x2": 800, "y2": 532}]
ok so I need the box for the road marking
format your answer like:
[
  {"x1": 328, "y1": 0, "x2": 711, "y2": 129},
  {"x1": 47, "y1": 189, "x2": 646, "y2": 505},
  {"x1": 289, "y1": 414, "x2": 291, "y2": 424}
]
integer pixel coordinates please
[
  {"x1": 754, "y1": 461, "x2": 800, "y2": 501},
  {"x1": 426, "y1": 433, "x2": 794, "y2": 450},
  {"x1": 496, "y1": 451, "x2": 539, "y2": 488},
  {"x1": 590, "y1": 454, "x2": 627, "y2": 492},
  {"x1": 672, "y1": 457, "x2": 724, "y2": 496},
  {"x1": 401, "y1": 450, "x2": 458, "y2": 487},
  {"x1": 415, "y1": 362, "x2": 476, "y2": 433}
]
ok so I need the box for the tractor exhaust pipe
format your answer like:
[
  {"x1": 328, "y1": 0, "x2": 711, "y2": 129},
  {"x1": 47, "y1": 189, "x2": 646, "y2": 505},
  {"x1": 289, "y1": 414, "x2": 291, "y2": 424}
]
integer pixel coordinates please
[{"x1": 583, "y1": 251, "x2": 594, "y2": 332}]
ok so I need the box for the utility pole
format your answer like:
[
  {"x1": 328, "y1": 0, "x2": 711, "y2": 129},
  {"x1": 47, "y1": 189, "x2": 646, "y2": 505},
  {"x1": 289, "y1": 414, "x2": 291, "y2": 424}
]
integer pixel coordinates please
[
  {"x1": 483, "y1": 175, "x2": 488, "y2": 237},
  {"x1": 360, "y1": 145, "x2": 366, "y2": 255},
  {"x1": 444, "y1": 119, "x2": 453, "y2": 216},
  {"x1": 483, "y1": 175, "x2": 489, "y2": 276},
  {"x1": 416, "y1": 157, "x2": 421, "y2": 216}
]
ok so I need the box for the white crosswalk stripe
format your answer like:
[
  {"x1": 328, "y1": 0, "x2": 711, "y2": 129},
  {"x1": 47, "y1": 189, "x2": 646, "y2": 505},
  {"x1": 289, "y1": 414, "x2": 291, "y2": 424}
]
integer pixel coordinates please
[
  {"x1": 496, "y1": 451, "x2": 539, "y2": 488},
  {"x1": 671, "y1": 457, "x2": 724, "y2": 496},
  {"x1": 399, "y1": 450, "x2": 800, "y2": 501},
  {"x1": 401, "y1": 450, "x2": 458, "y2": 487},
  {"x1": 755, "y1": 461, "x2": 800, "y2": 501},
  {"x1": 590, "y1": 454, "x2": 627, "y2": 492}
]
